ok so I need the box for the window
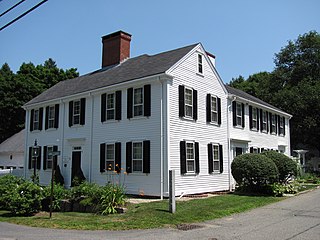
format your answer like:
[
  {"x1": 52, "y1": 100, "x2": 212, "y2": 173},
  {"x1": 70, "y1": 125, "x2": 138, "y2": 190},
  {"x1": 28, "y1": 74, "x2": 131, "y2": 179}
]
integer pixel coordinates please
[
  {"x1": 232, "y1": 102, "x2": 244, "y2": 127},
  {"x1": 101, "y1": 91, "x2": 121, "y2": 122},
  {"x1": 211, "y1": 96, "x2": 218, "y2": 123},
  {"x1": 180, "y1": 141, "x2": 199, "y2": 174},
  {"x1": 185, "y1": 88, "x2": 193, "y2": 118},
  {"x1": 127, "y1": 85, "x2": 151, "y2": 119},
  {"x1": 28, "y1": 146, "x2": 41, "y2": 170},
  {"x1": 198, "y1": 54, "x2": 203, "y2": 74},
  {"x1": 106, "y1": 144, "x2": 115, "y2": 171},
  {"x1": 250, "y1": 147, "x2": 260, "y2": 153},
  {"x1": 33, "y1": 109, "x2": 40, "y2": 130},
  {"x1": 261, "y1": 110, "x2": 268, "y2": 132},
  {"x1": 212, "y1": 145, "x2": 220, "y2": 171},
  {"x1": 106, "y1": 93, "x2": 115, "y2": 120},
  {"x1": 46, "y1": 146, "x2": 54, "y2": 169},
  {"x1": 271, "y1": 114, "x2": 276, "y2": 134},
  {"x1": 48, "y1": 106, "x2": 55, "y2": 128},
  {"x1": 133, "y1": 88, "x2": 143, "y2": 117},
  {"x1": 208, "y1": 143, "x2": 223, "y2": 173},
  {"x1": 125, "y1": 141, "x2": 150, "y2": 174},
  {"x1": 69, "y1": 98, "x2": 86, "y2": 127},
  {"x1": 236, "y1": 103, "x2": 243, "y2": 126},
  {"x1": 45, "y1": 104, "x2": 59, "y2": 129},
  {"x1": 206, "y1": 94, "x2": 221, "y2": 124},
  {"x1": 73, "y1": 100, "x2": 81, "y2": 125},
  {"x1": 252, "y1": 108, "x2": 258, "y2": 129},
  {"x1": 279, "y1": 116, "x2": 285, "y2": 135}
]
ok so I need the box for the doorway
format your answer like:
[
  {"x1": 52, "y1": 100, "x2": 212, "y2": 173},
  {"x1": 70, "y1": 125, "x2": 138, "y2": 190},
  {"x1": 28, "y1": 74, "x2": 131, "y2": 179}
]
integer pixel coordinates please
[{"x1": 71, "y1": 151, "x2": 81, "y2": 186}]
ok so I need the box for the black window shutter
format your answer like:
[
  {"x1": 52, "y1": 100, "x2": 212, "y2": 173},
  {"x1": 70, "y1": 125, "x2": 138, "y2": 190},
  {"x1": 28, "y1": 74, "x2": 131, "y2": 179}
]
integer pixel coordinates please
[
  {"x1": 283, "y1": 117, "x2": 286, "y2": 135},
  {"x1": 261, "y1": 148, "x2": 265, "y2": 152},
  {"x1": 115, "y1": 142, "x2": 121, "y2": 173},
  {"x1": 277, "y1": 115, "x2": 281, "y2": 135},
  {"x1": 193, "y1": 89, "x2": 198, "y2": 121},
  {"x1": 30, "y1": 109, "x2": 34, "y2": 131},
  {"x1": 43, "y1": 146, "x2": 47, "y2": 170},
  {"x1": 100, "y1": 143, "x2": 105, "y2": 173},
  {"x1": 80, "y1": 98, "x2": 86, "y2": 125},
  {"x1": 217, "y1": 97, "x2": 221, "y2": 125},
  {"x1": 275, "y1": 115, "x2": 278, "y2": 134},
  {"x1": 241, "y1": 103, "x2": 245, "y2": 128},
  {"x1": 260, "y1": 109, "x2": 263, "y2": 132},
  {"x1": 36, "y1": 147, "x2": 41, "y2": 170},
  {"x1": 28, "y1": 147, "x2": 32, "y2": 169},
  {"x1": 101, "y1": 93, "x2": 106, "y2": 122},
  {"x1": 208, "y1": 143, "x2": 213, "y2": 174},
  {"x1": 144, "y1": 85, "x2": 151, "y2": 117},
  {"x1": 39, "y1": 108, "x2": 43, "y2": 130},
  {"x1": 219, "y1": 145, "x2": 223, "y2": 173},
  {"x1": 69, "y1": 101, "x2": 73, "y2": 127},
  {"x1": 143, "y1": 140, "x2": 150, "y2": 173},
  {"x1": 53, "y1": 145, "x2": 58, "y2": 170},
  {"x1": 54, "y1": 104, "x2": 59, "y2": 128},
  {"x1": 127, "y1": 88, "x2": 133, "y2": 119},
  {"x1": 269, "y1": 112, "x2": 272, "y2": 132},
  {"x1": 45, "y1": 106, "x2": 49, "y2": 130},
  {"x1": 249, "y1": 106, "x2": 253, "y2": 129},
  {"x1": 195, "y1": 142, "x2": 200, "y2": 174},
  {"x1": 180, "y1": 141, "x2": 186, "y2": 174},
  {"x1": 232, "y1": 101, "x2": 237, "y2": 126},
  {"x1": 126, "y1": 142, "x2": 132, "y2": 173},
  {"x1": 206, "y1": 94, "x2": 211, "y2": 123},
  {"x1": 258, "y1": 148, "x2": 261, "y2": 153},
  {"x1": 115, "y1": 91, "x2": 122, "y2": 120},
  {"x1": 178, "y1": 85, "x2": 185, "y2": 118},
  {"x1": 257, "y1": 108, "x2": 260, "y2": 131},
  {"x1": 250, "y1": 147, "x2": 253, "y2": 153}
]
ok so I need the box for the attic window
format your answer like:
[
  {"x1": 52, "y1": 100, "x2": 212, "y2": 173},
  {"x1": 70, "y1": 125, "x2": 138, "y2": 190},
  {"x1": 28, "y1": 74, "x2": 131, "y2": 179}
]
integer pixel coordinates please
[{"x1": 198, "y1": 54, "x2": 203, "y2": 74}]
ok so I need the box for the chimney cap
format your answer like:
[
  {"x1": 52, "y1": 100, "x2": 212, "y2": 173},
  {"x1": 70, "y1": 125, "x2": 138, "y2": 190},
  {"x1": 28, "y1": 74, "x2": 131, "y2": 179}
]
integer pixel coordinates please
[{"x1": 102, "y1": 30, "x2": 132, "y2": 40}]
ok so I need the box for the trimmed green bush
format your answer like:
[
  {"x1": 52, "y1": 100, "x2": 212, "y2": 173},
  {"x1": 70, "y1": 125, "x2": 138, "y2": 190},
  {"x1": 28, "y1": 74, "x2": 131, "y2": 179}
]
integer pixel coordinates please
[
  {"x1": 261, "y1": 151, "x2": 298, "y2": 183},
  {"x1": 0, "y1": 175, "x2": 25, "y2": 210},
  {"x1": 231, "y1": 153, "x2": 279, "y2": 193}
]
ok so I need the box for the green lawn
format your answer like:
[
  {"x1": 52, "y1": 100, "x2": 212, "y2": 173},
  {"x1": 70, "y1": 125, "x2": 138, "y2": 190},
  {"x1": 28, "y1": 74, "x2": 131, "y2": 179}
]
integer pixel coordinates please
[{"x1": 0, "y1": 194, "x2": 282, "y2": 230}]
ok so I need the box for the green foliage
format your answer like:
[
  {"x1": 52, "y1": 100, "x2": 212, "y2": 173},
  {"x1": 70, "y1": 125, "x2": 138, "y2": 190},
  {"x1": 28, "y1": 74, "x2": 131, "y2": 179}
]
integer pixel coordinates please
[
  {"x1": 71, "y1": 181, "x2": 103, "y2": 208},
  {"x1": 231, "y1": 153, "x2": 279, "y2": 193},
  {"x1": 5, "y1": 180, "x2": 43, "y2": 216},
  {"x1": 0, "y1": 59, "x2": 79, "y2": 143},
  {"x1": 0, "y1": 175, "x2": 26, "y2": 209},
  {"x1": 298, "y1": 173, "x2": 320, "y2": 184},
  {"x1": 100, "y1": 184, "x2": 126, "y2": 215},
  {"x1": 261, "y1": 151, "x2": 298, "y2": 183},
  {"x1": 42, "y1": 184, "x2": 70, "y2": 211},
  {"x1": 228, "y1": 31, "x2": 320, "y2": 152},
  {"x1": 268, "y1": 182, "x2": 301, "y2": 197}
]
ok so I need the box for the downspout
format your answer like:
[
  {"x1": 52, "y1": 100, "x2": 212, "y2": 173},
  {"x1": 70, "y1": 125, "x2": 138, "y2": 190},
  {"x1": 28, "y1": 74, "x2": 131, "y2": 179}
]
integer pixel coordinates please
[
  {"x1": 227, "y1": 95, "x2": 237, "y2": 191},
  {"x1": 159, "y1": 78, "x2": 164, "y2": 200}
]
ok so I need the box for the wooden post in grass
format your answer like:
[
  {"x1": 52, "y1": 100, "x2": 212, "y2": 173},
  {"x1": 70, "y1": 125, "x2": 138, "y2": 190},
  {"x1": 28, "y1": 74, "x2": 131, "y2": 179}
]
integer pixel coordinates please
[{"x1": 169, "y1": 170, "x2": 176, "y2": 213}]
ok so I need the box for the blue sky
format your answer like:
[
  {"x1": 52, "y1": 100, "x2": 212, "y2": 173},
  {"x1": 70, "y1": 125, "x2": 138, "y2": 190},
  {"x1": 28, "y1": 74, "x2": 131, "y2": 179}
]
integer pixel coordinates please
[{"x1": 0, "y1": 0, "x2": 319, "y2": 83}]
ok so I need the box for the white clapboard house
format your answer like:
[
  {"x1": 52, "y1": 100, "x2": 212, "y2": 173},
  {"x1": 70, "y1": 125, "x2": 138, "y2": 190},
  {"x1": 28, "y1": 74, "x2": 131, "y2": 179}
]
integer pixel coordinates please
[{"x1": 23, "y1": 31, "x2": 291, "y2": 197}]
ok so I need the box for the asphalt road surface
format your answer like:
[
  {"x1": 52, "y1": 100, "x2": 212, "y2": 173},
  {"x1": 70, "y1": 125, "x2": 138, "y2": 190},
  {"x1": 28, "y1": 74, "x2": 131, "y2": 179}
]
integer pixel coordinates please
[{"x1": 1, "y1": 187, "x2": 319, "y2": 240}]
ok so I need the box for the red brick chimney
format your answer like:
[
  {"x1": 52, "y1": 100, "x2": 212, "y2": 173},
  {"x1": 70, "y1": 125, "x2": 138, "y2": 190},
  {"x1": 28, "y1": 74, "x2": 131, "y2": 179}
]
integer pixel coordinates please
[{"x1": 101, "y1": 30, "x2": 132, "y2": 68}]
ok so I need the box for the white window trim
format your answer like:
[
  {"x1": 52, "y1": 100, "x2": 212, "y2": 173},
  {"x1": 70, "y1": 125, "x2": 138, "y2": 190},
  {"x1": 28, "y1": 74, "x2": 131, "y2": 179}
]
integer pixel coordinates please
[
  {"x1": 186, "y1": 141, "x2": 195, "y2": 173},
  {"x1": 211, "y1": 96, "x2": 218, "y2": 124},
  {"x1": 73, "y1": 99, "x2": 81, "y2": 125},
  {"x1": 33, "y1": 109, "x2": 40, "y2": 130},
  {"x1": 106, "y1": 93, "x2": 115, "y2": 121},
  {"x1": 262, "y1": 110, "x2": 268, "y2": 133},
  {"x1": 132, "y1": 141, "x2": 143, "y2": 173},
  {"x1": 252, "y1": 107, "x2": 258, "y2": 130},
  {"x1": 271, "y1": 114, "x2": 276, "y2": 134},
  {"x1": 184, "y1": 87, "x2": 193, "y2": 119},
  {"x1": 48, "y1": 106, "x2": 55, "y2": 129},
  {"x1": 212, "y1": 144, "x2": 220, "y2": 172},
  {"x1": 279, "y1": 118, "x2": 284, "y2": 136},
  {"x1": 46, "y1": 145, "x2": 54, "y2": 170},
  {"x1": 105, "y1": 143, "x2": 115, "y2": 171},
  {"x1": 236, "y1": 102, "x2": 243, "y2": 127},
  {"x1": 133, "y1": 87, "x2": 144, "y2": 117},
  {"x1": 197, "y1": 54, "x2": 203, "y2": 74}
]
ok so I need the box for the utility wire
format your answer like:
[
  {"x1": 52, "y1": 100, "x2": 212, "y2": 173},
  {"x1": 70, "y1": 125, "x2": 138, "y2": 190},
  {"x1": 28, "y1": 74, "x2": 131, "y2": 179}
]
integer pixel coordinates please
[
  {"x1": 0, "y1": 0, "x2": 48, "y2": 32},
  {"x1": 0, "y1": 0, "x2": 26, "y2": 18}
]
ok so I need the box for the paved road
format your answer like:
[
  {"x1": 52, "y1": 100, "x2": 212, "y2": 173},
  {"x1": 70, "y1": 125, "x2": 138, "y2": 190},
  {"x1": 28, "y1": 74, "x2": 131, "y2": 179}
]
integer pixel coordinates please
[{"x1": 1, "y1": 188, "x2": 320, "y2": 240}]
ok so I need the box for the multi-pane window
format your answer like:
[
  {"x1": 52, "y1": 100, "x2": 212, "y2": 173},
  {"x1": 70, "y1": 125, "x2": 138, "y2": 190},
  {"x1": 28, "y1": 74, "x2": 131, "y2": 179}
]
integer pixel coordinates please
[
  {"x1": 48, "y1": 106, "x2": 55, "y2": 129},
  {"x1": 262, "y1": 111, "x2": 267, "y2": 131},
  {"x1": 46, "y1": 146, "x2": 54, "y2": 169},
  {"x1": 185, "y1": 88, "x2": 193, "y2": 118},
  {"x1": 198, "y1": 54, "x2": 203, "y2": 74},
  {"x1": 33, "y1": 109, "x2": 40, "y2": 130},
  {"x1": 279, "y1": 117, "x2": 284, "y2": 135},
  {"x1": 106, "y1": 93, "x2": 115, "y2": 120},
  {"x1": 133, "y1": 88, "x2": 143, "y2": 117},
  {"x1": 186, "y1": 142, "x2": 195, "y2": 173},
  {"x1": 212, "y1": 144, "x2": 220, "y2": 172},
  {"x1": 211, "y1": 96, "x2": 218, "y2": 123},
  {"x1": 252, "y1": 107, "x2": 258, "y2": 129},
  {"x1": 236, "y1": 103, "x2": 243, "y2": 126},
  {"x1": 132, "y1": 142, "x2": 143, "y2": 172},
  {"x1": 106, "y1": 144, "x2": 115, "y2": 171},
  {"x1": 73, "y1": 100, "x2": 81, "y2": 125},
  {"x1": 271, "y1": 114, "x2": 276, "y2": 134}
]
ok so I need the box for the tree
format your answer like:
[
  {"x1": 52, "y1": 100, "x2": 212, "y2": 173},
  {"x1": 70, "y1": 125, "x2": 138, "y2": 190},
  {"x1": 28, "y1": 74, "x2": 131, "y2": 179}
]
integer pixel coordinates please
[
  {"x1": 0, "y1": 59, "x2": 79, "y2": 143},
  {"x1": 228, "y1": 31, "x2": 320, "y2": 154}
]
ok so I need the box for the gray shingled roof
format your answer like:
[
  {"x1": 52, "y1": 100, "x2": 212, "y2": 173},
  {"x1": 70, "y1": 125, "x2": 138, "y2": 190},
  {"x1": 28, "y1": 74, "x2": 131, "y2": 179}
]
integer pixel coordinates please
[
  {"x1": 0, "y1": 130, "x2": 25, "y2": 153},
  {"x1": 225, "y1": 85, "x2": 285, "y2": 113},
  {"x1": 25, "y1": 44, "x2": 198, "y2": 106}
]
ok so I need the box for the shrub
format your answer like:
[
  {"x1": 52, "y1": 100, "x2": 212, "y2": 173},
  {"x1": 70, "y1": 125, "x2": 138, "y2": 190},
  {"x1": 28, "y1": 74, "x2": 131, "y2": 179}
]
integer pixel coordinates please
[
  {"x1": 231, "y1": 153, "x2": 279, "y2": 193},
  {"x1": 261, "y1": 151, "x2": 298, "y2": 183},
  {"x1": 100, "y1": 183, "x2": 126, "y2": 214},
  {"x1": 42, "y1": 184, "x2": 70, "y2": 211},
  {"x1": 71, "y1": 181, "x2": 103, "y2": 210},
  {"x1": 0, "y1": 175, "x2": 25, "y2": 210},
  {"x1": 5, "y1": 180, "x2": 43, "y2": 215}
]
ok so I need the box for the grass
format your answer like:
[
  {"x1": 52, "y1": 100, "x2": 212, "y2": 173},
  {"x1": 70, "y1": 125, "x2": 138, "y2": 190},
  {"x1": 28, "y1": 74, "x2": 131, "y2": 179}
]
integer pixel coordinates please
[{"x1": 0, "y1": 193, "x2": 282, "y2": 230}]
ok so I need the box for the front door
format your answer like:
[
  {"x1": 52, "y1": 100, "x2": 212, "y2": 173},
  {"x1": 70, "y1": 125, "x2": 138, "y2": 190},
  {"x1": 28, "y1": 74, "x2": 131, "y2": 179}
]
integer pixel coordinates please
[{"x1": 71, "y1": 151, "x2": 81, "y2": 186}]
